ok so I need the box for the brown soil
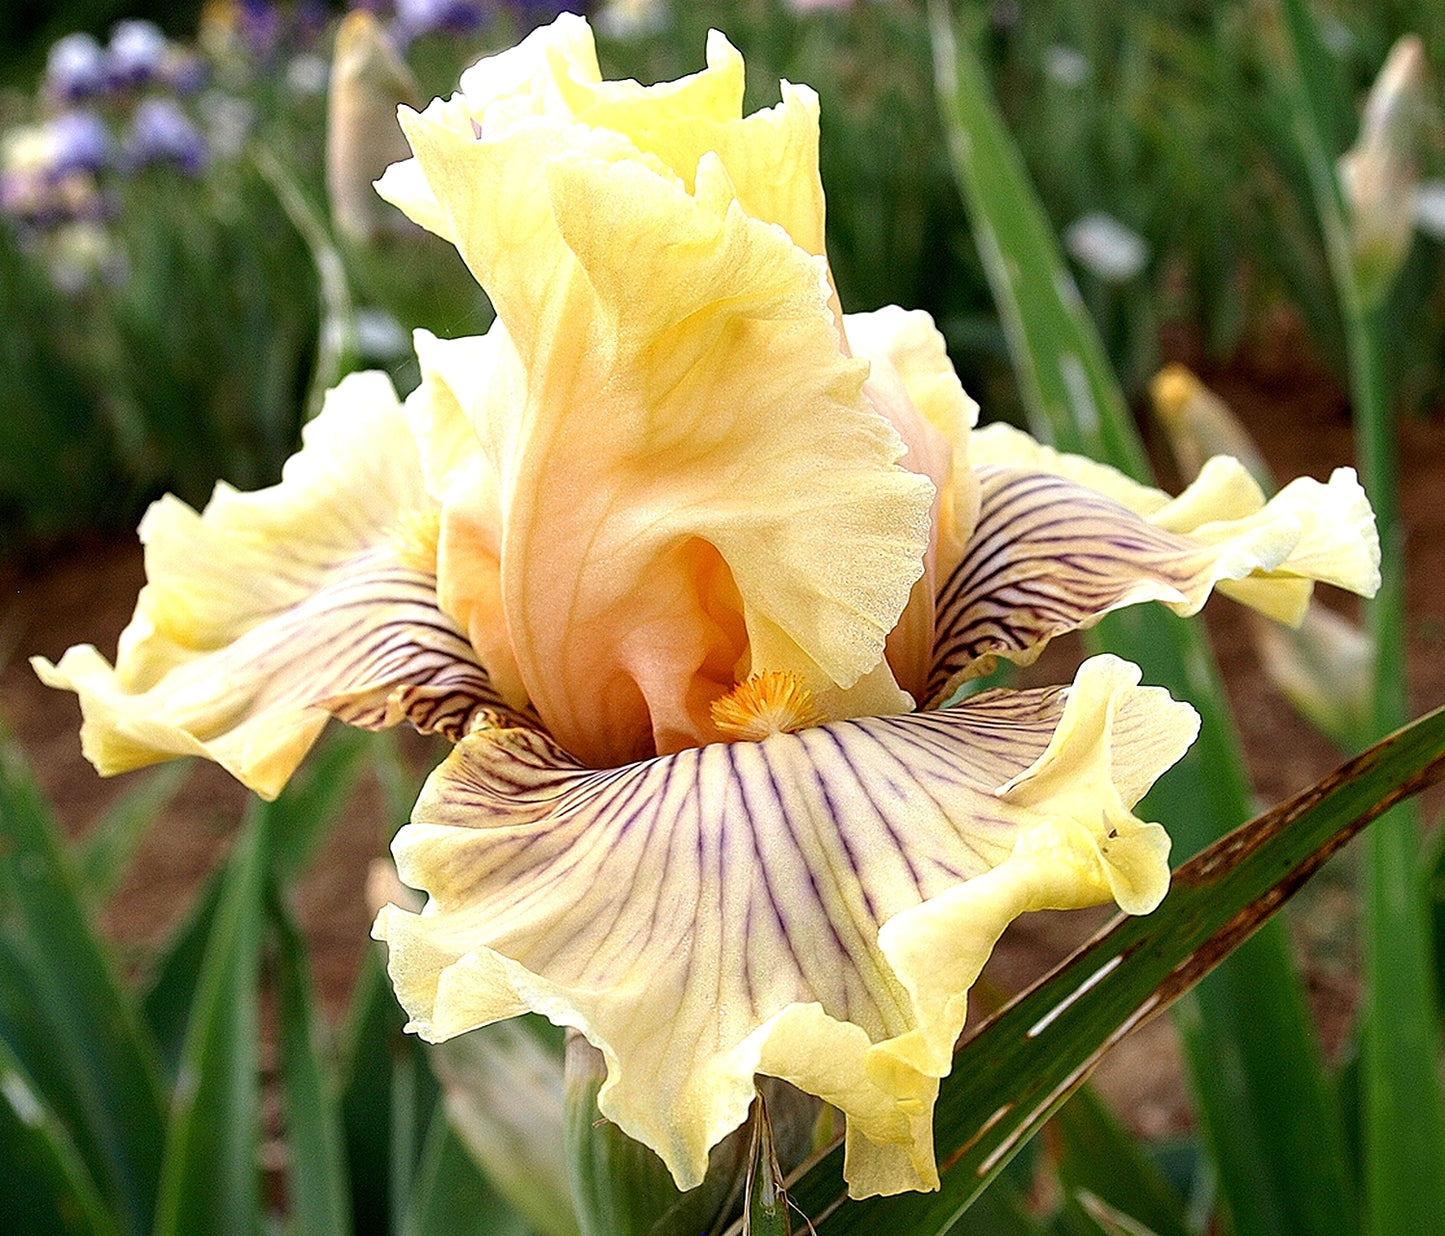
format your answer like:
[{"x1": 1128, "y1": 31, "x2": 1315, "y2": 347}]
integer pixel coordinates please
[{"x1": 2, "y1": 319, "x2": 1442, "y2": 1139}]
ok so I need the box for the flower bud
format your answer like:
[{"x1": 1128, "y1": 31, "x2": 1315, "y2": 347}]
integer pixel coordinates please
[
  {"x1": 1251, "y1": 605, "x2": 1374, "y2": 751},
  {"x1": 325, "y1": 10, "x2": 418, "y2": 243},
  {"x1": 1149, "y1": 363, "x2": 1272, "y2": 491},
  {"x1": 432, "y1": 1022, "x2": 580, "y2": 1236},
  {"x1": 1338, "y1": 34, "x2": 1428, "y2": 306}
]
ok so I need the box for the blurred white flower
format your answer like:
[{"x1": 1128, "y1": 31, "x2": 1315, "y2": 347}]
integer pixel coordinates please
[
  {"x1": 286, "y1": 53, "x2": 329, "y2": 96},
  {"x1": 594, "y1": 0, "x2": 670, "y2": 39},
  {"x1": 1064, "y1": 212, "x2": 1149, "y2": 282},
  {"x1": 1415, "y1": 179, "x2": 1445, "y2": 240},
  {"x1": 1044, "y1": 44, "x2": 1089, "y2": 88},
  {"x1": 198, "y1": 91, "x2": 254, "y2": 161},
  {"x1": 354, "y1": 307, "x2": 410, "y2": 360}
]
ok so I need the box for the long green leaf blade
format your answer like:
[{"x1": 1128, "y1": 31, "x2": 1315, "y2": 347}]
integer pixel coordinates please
[
  {"x1": 1271, "y1": 5, "x2": 1445, "y2": 1231},
  {"x1": 0, "y1": 1038, "x2": 119, "y2": 1236},
  {"x1": 781, "y1": 701, "x2": 1445, "y2": 1234},
  {"x1": 0, "y1": 735, "x2": 166, "y2": 1236},
  {"x1": 273, "y1": 894, "x2": 353, "y2": 1236},
  {"x1": 403, "y1": 1100, "x2": 532, "y2": 1236},
  {"x1": 72, "y1": 762, "x2": 190, "y2": 906},
  {"x1": 1050, "y1": 1088, "x2": 1189, "y2": 1236},
  {"x1": 151, "y1": 806, "x2": 268, "y2": 1236},
  {"x1": 925, "y1": 7, "x2": 1356, "y2": 1233},
  {"x1": 744, "y1": 1098, "x2": 790, "y2": 1236}
]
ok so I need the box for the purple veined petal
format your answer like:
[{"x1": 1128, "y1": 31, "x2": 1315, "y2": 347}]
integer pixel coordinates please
[
  {"x1": 33, "y1": 370, "x2": 521, "y2": 799},
  {"x1": 35, "y1": 549, "x2": 520, "y2": 798},
  {"x1": 374, "y1": 654, "x2": 1195, "y2": 1198},
  {"x1": 928, "y1": 462, "x2": 1379, "y2": 705}
]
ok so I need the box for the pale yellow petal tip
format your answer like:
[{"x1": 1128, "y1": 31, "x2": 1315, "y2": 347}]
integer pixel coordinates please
[
  {"x1": 710, "y1": 670, "x2": 822, "y2": 740},
  {"x1": 1314, "y1": 467, "x2": 1382, "y2": 597},
  {"x1": 1148, "y1": 362, "x2": 1203, "y2": 426},
  {"x1": 1218, "y1": 466, "x2": 1382, "y2": 616}
]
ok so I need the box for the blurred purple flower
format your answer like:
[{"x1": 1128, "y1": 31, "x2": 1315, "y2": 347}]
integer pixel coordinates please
[
  {"x1": 296, "y1": 0, "x2": 333, "y2": 43},
  {"x1": 161, "y1": 47, "x2": 210, "y2": 94},
  {"x1": 107, "y1": 19, "x2": 169, "y2": 86},
  {"x1": 45, "y1": 32, "x2": 108, "y2": 102},
  {"x1": 0, "y1": 169, "x2": 44, "y2": 220},
  {"x1": 125, "y1": 97, "x2": 209, "y2": 175},
  {"x1": 47, "y1": 111, "x2": 113, "y2": 178},
  {"x1": 395, "y1": 0, "x2": 485, "y2": 40},
  {"x1": 237, "y1": 0, "x2": 285, "y2": 59}
]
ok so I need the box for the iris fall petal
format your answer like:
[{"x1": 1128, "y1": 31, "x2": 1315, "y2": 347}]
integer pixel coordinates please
[
  {"x1": 32, "y1": 372, "x2": 513, "y2": 799},
  {"x1": 374, "y1": 654, "x2": 1195, "y2": 1197},
  {"x1": 931, "y1": 427, "x2": 1382, "y2": 701}
]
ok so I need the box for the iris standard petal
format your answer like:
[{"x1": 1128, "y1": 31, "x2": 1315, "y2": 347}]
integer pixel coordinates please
[
  {"x1": 384, "y1": 109, "x2": 933, "y2": 764},
  {"x1": 377, "y1": 17, "x2": 828, "y2": 260},
  {"x1": 33, "y1": 372, "x2": 513, "y2": 799},
  {"x1": 843, "y1": 306, "x2": 981, "y2": 700},
  {"x1": 929, "y1": 449, "x2": 1381, "y2": 703},
  {"x1": 372, "y1": 655, "x2": 1195, "y2": 1197}
]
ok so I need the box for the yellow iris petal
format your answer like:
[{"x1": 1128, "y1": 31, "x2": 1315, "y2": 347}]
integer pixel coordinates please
[
  {"x1": 32, "y1": 372, "x2": 510, "y2": 798},
  {"x1": 932, "y1": 423, "x2": 1382, "y2": 699},
  {"x1": 373, "y1": 655, "x2": 1194, "y2": 1198},
  {"x1": 380, "y1": 52, "x2": 934, "y2": 765}
]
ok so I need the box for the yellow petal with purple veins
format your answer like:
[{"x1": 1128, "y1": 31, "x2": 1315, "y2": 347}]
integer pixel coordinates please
[
  {"x1": 372, "y1": 655, "x2": 1195, "y2": 1198},
  {"x1": 33, "y1": 372, "x2": 513, "y2": 799},
  {"x1": 930, "y1": 448, "x2": 1381, "y2": 702}
]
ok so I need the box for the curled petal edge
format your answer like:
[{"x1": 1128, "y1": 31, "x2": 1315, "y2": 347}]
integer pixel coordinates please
[{"x1": 373, "y1": 655, "x2": 1193, "y2": 1199}]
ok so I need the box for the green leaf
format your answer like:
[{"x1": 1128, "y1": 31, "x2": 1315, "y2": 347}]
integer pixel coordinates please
[
  {"x1": 1050, "y1": 1088, "x2": 1189, "y2": 1236},
  {"x1": 140, "y1": 869, "x2": 224, "y2": 1082},
  {"x1": 744, "y1": 1098, "x2": 790, "y2": 1236},
  {"x1": 1270, "y1": 6, "x2": 1445, "y2": 1232},
  {"x1": 273, "y1": 893, "x2": 353, "y2": 1236},
  {"x1": 338, "y1": 947, "x2": 439, "y2": 1236},
  {"x1": 71, "y1": 762, "x2": 191, "y2": 906},
  {"x1": 141, "y1": 729, "x2": 374, "y2": 1081},
  {"x1": 403, "y1": 1100, "x2": 534, "y2": 1236},
  {"x1": 0, "y1": 1037, "x2": 119, "y2": 1236},
  {"x1": 925, "y1": 7, "x2": 1357, "y2": 1233},
  {"x1": 1069, "y1": 1192, "x2": 1164, "y2": 1236},
  {"x1": 782, "y1": 701, "x2": 1445, "y2": 1233},
  {"x1": 0, "y1": 734, "x2": 166, "y2": 1236},
  {"x1": 151, "y1": 805, "x2": 268, "y2": 1236},
  {"x1": 265, "y1": 726, "x2": 377, "y2": 884}
]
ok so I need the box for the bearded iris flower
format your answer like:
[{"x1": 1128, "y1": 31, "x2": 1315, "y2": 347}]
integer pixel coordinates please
[{"x1": 36, "y1": 15, "x2": 1381, "y2": 1200}]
